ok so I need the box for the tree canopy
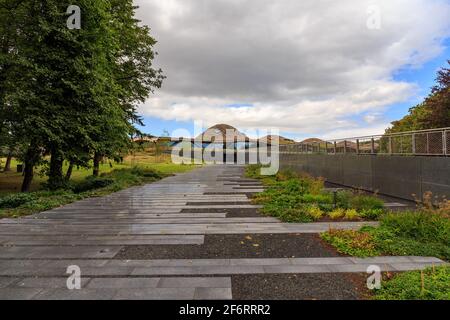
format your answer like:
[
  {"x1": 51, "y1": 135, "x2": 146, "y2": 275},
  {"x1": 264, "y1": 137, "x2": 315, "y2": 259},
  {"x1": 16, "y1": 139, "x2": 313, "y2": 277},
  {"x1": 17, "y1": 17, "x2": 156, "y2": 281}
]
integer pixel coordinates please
[
  {"x1": 0, "y1": 0, "x2": 163, "y2": 191},
  {"x1": 388, "y1": 60, "x2": 450, "y2": 133}
]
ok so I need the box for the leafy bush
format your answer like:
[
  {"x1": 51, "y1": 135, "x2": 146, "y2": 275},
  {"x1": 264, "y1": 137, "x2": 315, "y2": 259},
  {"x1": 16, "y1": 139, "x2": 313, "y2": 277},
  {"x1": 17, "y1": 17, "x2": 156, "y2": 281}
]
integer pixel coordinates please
[
  {"x1": 72, "y1": 177, "x2": 114, "y2": 194},
  {"x1": 329, "y1": 208, "x2": 345, "y2": 220},
  {"x1": 375, "y1": 266, "x2": 450, "y2": 300},
  {"x1": 300, "y1": 194, "x2": 333, "y2": 204},
  {"x1": 245, "y1": 164, "x2": 265, "y2": 179},
  {"x1": 0, "y1": 193, "x2": 38, "y2": 209},
  {"x1": 380, "y1": 211, "x2": 450, "y2": 244},
  {"x1": 350, "y1": 195, "x2": 384, "y2": 211},
  {"x1": 322, "y1": 210, "x2": 450, "y2": 260},
  {"x1": 321, "y1": 229, "x2": 379, "y2": 257},
  {"x1": 335, "y1": 190, "x2": 353, "y2": 209},
  {"x1": 344, "y1": 209, "x2": 359, "y2": 220},
  {"x1": 308, "y1": 206, "x2": 324, "y2": 219},
  {"x1": 247, "y1": 166, "x2": 386, "y2": 223},
  {"x1": 360, "y1": 208, "x2": 385, "y2": 220}
]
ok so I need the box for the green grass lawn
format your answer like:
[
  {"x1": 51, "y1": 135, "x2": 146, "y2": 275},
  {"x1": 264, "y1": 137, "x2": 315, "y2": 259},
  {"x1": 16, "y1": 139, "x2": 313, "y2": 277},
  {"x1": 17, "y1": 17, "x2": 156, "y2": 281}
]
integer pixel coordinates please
[
  {"x1": 0, "y1": 156, "x2": 195, "y2": 195},
  {"x1": 0, "y1": 155, "x2": 198, "y2": 218}
]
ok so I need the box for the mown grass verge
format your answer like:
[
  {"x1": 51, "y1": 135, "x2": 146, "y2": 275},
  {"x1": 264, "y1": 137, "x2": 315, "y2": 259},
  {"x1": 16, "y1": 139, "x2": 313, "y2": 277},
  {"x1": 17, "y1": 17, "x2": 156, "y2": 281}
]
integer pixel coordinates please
[
  {"x1": 0, "y1": 165, "x2": 192, "y2": 218},
  {"x1": 246, "y1": 164, "x2": 385, "y2": 223}
]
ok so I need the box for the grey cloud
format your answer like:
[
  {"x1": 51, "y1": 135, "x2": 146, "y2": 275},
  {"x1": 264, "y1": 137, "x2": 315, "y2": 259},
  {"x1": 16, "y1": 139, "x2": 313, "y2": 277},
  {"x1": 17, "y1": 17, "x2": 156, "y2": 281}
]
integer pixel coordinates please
[{"x1": 134, "y1": 0, "x2": 450, "y2": 135}]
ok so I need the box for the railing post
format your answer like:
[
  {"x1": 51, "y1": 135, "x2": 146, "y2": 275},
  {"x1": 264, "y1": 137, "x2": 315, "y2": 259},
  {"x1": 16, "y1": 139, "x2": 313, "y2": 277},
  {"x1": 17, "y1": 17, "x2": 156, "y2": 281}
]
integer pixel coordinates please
[
  {"x1": 334, "y1": 141, "x2": 337, "y2": 154},
  {"x1": 343, "y1": 140, "x2": 347, "y2": 154},
  {"x1": 389, "y1": 137, "x2": 393, "y2": 155},
  {"x1": 412, "y1": 133, "x2": 416, "y2": 155},
  {"x1": 443, "y1": 131, "x2": 447, "y2": 155},
  {"x1": 426, "y1": 133, "x2": 430, "y2": 154},
  {"x1": 356, "y1": 139, "x2": 360, "y2": 154},
  {"x1": 371, "y1": 138, "x2": 375, "y2": 154}
]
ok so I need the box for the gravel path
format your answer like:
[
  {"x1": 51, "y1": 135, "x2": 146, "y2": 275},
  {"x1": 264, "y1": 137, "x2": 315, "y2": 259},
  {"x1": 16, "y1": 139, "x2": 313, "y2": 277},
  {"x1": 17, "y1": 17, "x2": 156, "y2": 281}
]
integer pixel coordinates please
[{"x1": 115, "y1": 234, "x2": 340, "y2": 260}]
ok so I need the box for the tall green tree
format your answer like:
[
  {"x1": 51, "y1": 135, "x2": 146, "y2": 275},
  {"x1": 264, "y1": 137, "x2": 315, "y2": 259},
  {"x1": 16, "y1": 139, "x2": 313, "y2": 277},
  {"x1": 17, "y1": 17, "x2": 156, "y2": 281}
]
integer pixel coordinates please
[
  {"x1": 0, "y1": 1, "x2": 163, "y2": 191},
  {"x1": 90, "y1": 0, "x2": 164, "y2": 177}
]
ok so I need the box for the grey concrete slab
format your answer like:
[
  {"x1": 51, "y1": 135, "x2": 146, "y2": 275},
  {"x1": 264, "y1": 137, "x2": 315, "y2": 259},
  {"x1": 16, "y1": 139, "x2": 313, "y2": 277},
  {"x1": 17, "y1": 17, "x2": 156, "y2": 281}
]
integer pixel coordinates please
[
  {"x1": 158, "y1": 277, "x2": 231, "y2": 288},
  {"x1": 15, "y1": 277, "x2": 91, "y2": 289},
  {"x1": 131, "y1": 267, "x2": 202, "y2": 276},
  {"x1": 348, "y1": 256, "x2": 414, "y2": 264},
  {"x1": 114, "y1": 288, "x2": 195, "y2": 300},
  {"x1": 42, "y1": 260, "x2": 109, "y2": 268},
  {"x1": 0, "y1": 288, "x2": 43, "y2": 300},
  {"x1": 327, "y1": 264, "x2": 397, "y2": 273},
  {"x1": 0, "y1": 277, "x2": 19, "y2": 288},
  {"x1": 194, "y1": 288, "x2": 232, "y2": 300},
  {"x1": 0, "y1": 246, "x2": 123, "y2": 259},
  {"x1": 87, "y1": 278, "x2": 160, "y2": 289},
  {"x1": 78, "y1": 267, "x2": 134, "y2": 276},
  {"x1": 290, "y1": 257, "x2": 354, "y2": 265},
  {"x1": 263, "y1": 265, "x2": 332, "y2": 274},
  {"x1": 32, "y1": 288, "x2": 117, "y2": 300},
  {"x1": 0, "y1": 260, "x2": 50, "y2": 269},
  {"x1": 407, "y1": 256, "x2": 446, "y2": 263},
  {"x1": 391, "y1": 262, "x2": 448, "y2": 271}
]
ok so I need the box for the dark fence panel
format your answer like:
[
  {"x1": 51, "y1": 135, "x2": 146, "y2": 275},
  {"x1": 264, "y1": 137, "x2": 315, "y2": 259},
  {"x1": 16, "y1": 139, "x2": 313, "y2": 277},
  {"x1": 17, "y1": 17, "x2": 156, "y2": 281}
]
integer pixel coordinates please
[{"x1": 279, "y1": 153, "x2": 450, "y2": 201}]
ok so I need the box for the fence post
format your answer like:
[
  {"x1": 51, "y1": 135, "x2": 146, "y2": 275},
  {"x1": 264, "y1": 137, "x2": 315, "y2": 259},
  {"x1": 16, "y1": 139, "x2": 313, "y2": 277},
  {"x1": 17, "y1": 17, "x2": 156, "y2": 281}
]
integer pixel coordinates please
[
  {"x1": 334, "y1": 141, "x2": 337, "y2": 154},
  {"x1": 443, "y1": 131, "x2": 447, "y2": 155},
  {"x1": 389, "y1": 137, "x2": 393, "y2": 155},
  {"x1": 371, "y1": 138, "x2": 375, "y2": 154},
  {"x1": 356, "y1": 139, "x2": 360, "y2": 154},
  {"x1": 343, "y1": 140, "x2": 347, "y2": 154},
  {"x1": 412, "y1": 133, "x2": 416, "y2": 155}
]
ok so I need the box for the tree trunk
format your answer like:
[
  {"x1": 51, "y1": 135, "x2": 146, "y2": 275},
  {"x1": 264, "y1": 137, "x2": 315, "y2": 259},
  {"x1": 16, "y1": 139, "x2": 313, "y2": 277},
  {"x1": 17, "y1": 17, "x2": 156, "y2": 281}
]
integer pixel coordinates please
[
  {"x1": 3, "y1": 150, "x2": 13, "y2": 172},
  {"x1": 48, "y1": 148, "x2": 64, "y2": 190},
  {"x1": 21, "y1": 145, "x2": 40, "y2": 192},
  {"x1": 65, "y1": 162, "x2": 74, "y2": 181},
  {"x1": 93, "y1": 152, "x2": 101, "y2": 177}
]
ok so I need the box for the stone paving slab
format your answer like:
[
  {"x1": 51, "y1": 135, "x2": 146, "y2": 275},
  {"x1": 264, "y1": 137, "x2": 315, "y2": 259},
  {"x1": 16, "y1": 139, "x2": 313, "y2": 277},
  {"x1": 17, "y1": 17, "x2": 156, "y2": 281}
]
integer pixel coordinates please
[
  {"x1": 15, "y1": 277, "x2": 91, "y2": 289},
  {"x1": 0, "y1": 217, "x2": 279, "y2": 226},
  {"x1": 0, "y1": 288, "x2": 43, "y2": 300},
  {"x1": 0, "y1": 222, "x2": 379, "y2": 236},
  {"x1": 1, "y1": 257, "x2": 441, "y2": 277},
  {"x1": 0, "y1": 246, "x2": 122, "y2": 259},
  {"x1": 113, "y1": 288, "x2": 196, "y2": 300},
  {"x1": 32, "y1": 288, "x2": 117, "y2": 300},
  {"x1": 0, "y1": 257, "x2": 446, "y2": 281},
  {"x1": 194, "y1": 288, "x2": 232, "y2": 300},
  {"x1": 0, "y1": 277, "x2": 19, "y2": 288}
]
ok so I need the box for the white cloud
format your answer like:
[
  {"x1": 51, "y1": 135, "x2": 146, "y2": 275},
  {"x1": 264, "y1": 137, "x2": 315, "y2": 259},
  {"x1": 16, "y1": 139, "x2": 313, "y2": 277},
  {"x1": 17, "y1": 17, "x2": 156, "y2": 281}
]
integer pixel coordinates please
[{"x1": 135, "y1": 0, "x2": 450, "y2": 136}]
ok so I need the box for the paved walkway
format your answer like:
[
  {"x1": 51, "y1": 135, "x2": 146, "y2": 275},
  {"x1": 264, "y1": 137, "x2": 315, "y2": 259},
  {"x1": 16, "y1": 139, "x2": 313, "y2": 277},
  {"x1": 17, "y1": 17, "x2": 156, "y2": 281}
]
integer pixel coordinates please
[{"x1": 0, "y1": 165, "x2": 446, "y2": 300}]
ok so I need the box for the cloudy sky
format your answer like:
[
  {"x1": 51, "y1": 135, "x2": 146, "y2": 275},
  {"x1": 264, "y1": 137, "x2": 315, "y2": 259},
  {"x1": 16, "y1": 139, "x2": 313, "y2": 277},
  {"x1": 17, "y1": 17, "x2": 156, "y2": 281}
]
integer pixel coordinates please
[{"x1": 134, "y1": 0, "x2": 450, "y2": 140}]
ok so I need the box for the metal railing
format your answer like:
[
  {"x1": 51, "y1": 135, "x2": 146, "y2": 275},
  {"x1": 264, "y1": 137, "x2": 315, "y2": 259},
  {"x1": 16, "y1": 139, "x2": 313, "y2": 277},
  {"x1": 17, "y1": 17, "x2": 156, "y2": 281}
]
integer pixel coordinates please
[{"x1": 279, "y1": 127, "x2": 450, "y2": 156}]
